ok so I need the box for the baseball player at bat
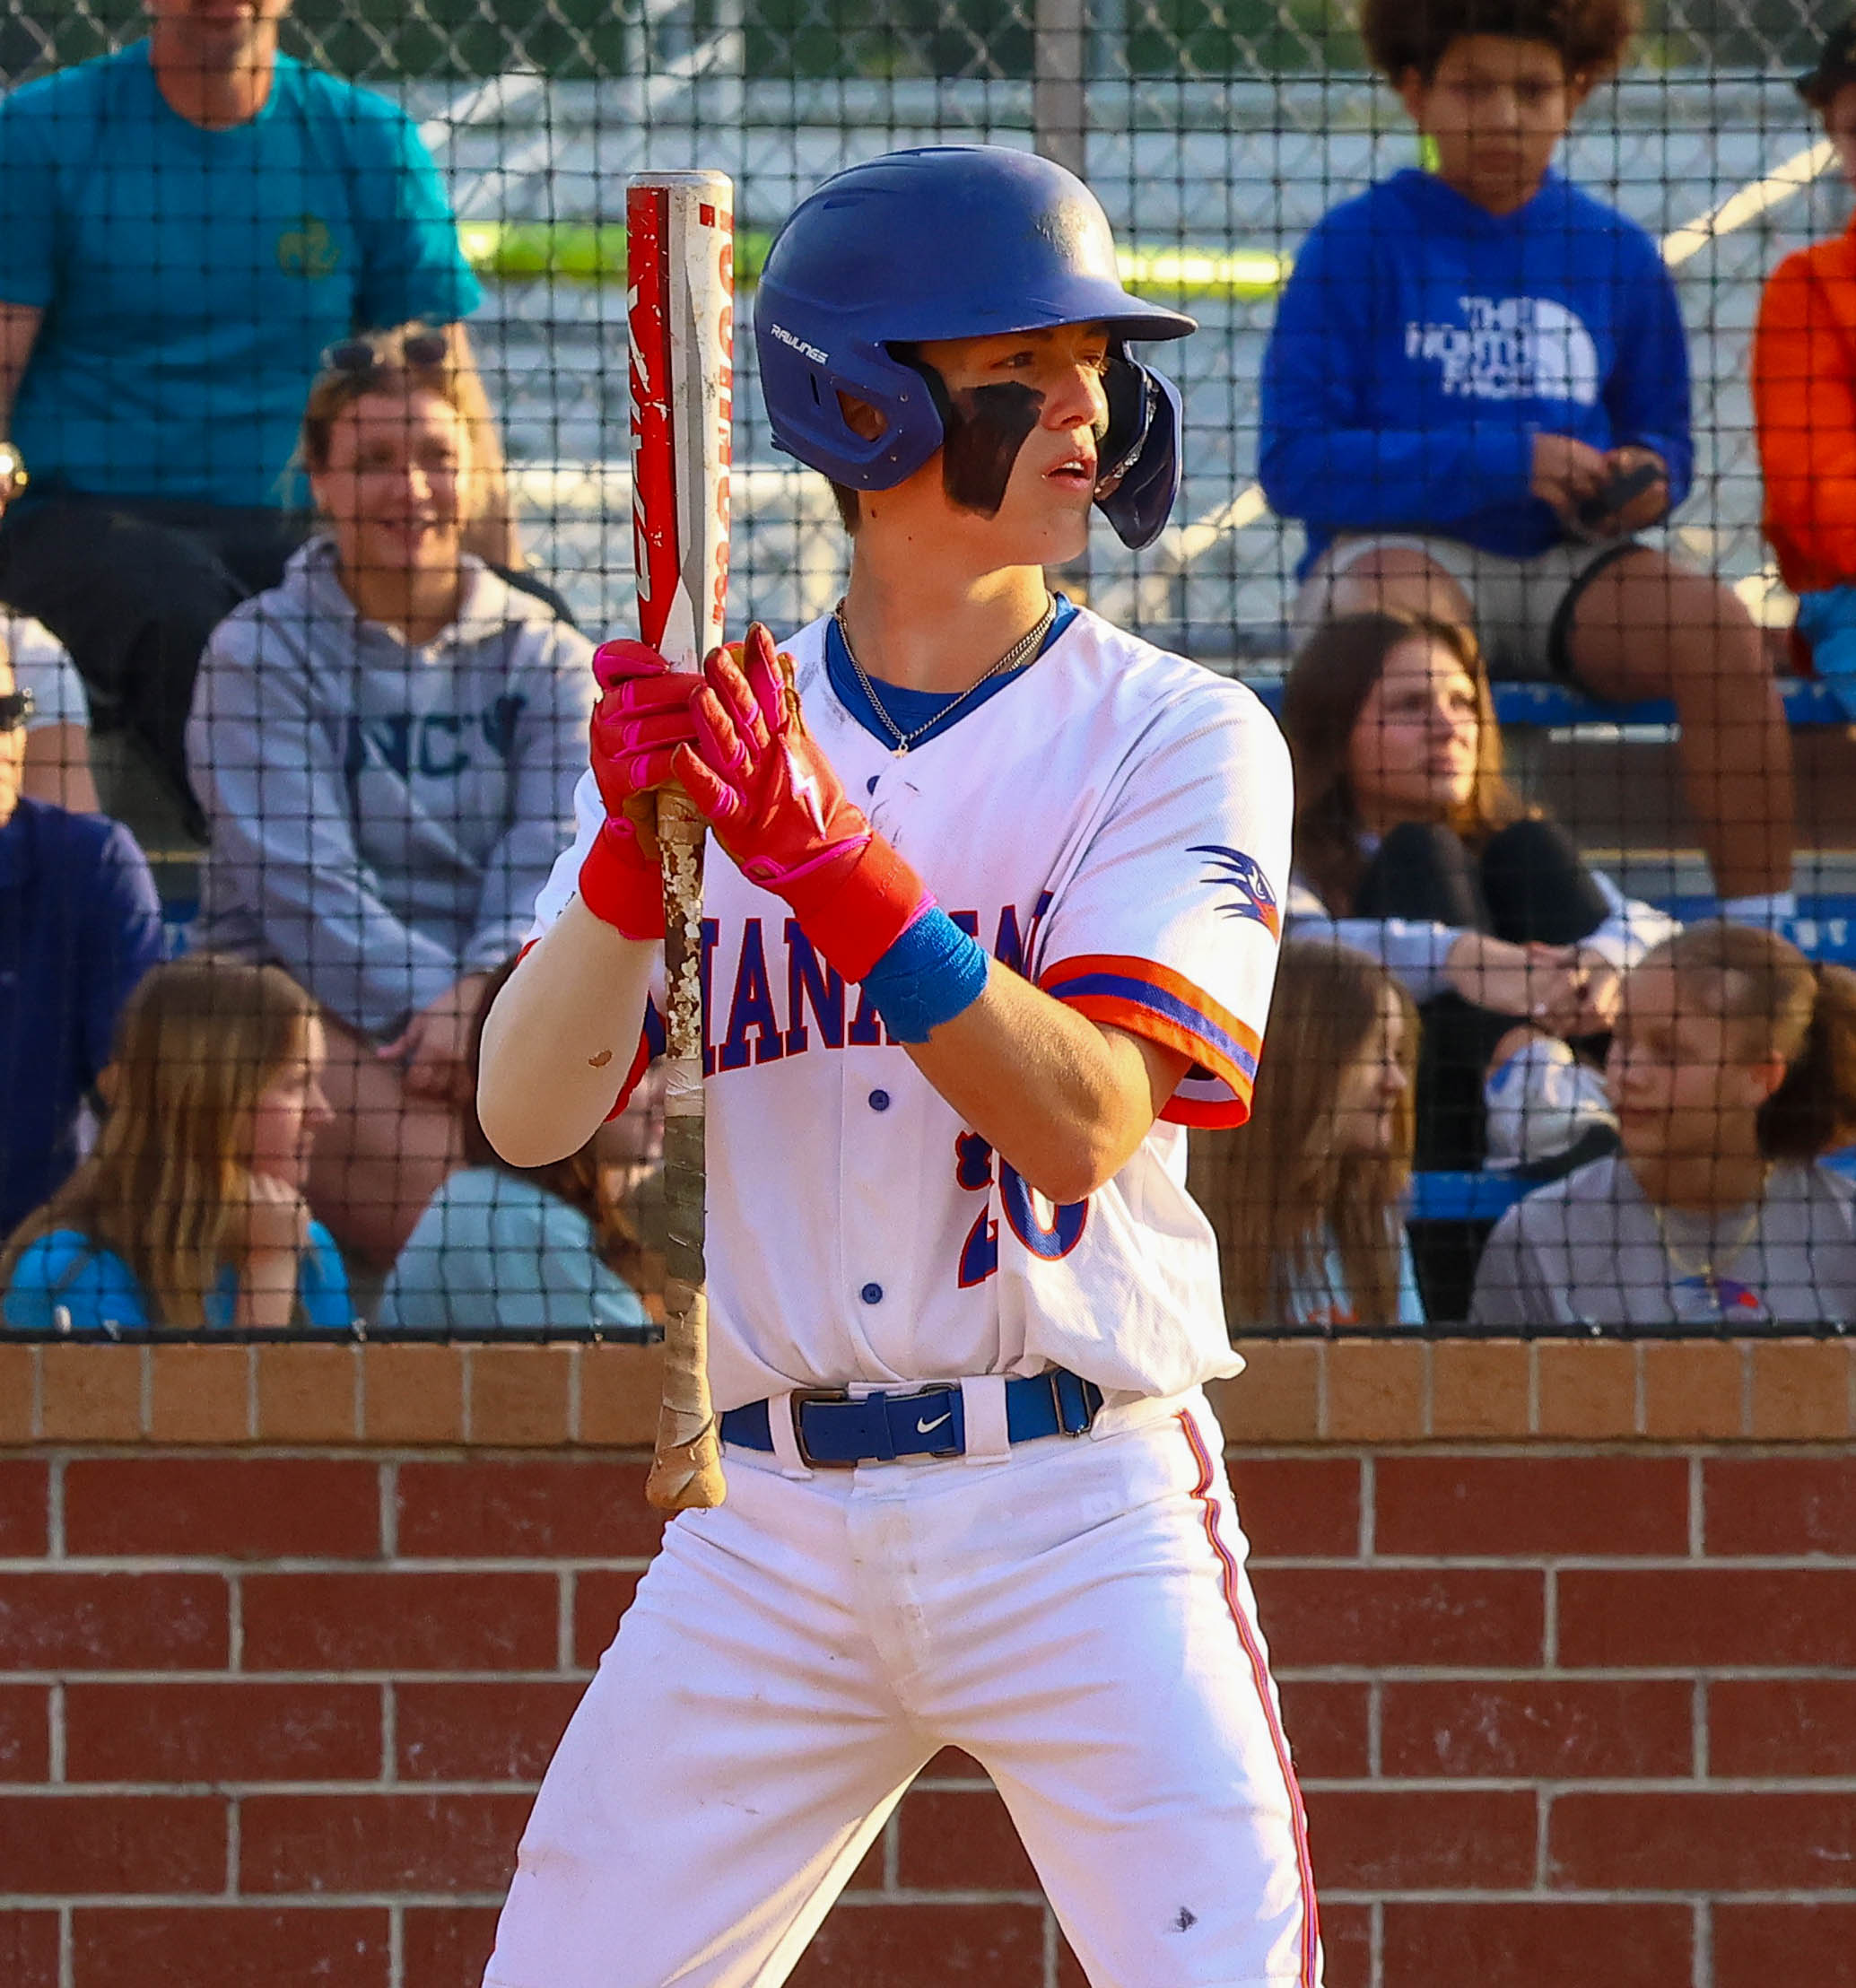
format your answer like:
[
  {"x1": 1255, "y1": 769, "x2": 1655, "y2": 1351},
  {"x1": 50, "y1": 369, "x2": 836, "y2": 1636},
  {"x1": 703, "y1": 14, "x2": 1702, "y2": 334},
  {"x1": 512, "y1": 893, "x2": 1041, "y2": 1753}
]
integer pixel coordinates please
[{"x1": 476, "y1": 144, "x2": 1315, "y2": 1988}]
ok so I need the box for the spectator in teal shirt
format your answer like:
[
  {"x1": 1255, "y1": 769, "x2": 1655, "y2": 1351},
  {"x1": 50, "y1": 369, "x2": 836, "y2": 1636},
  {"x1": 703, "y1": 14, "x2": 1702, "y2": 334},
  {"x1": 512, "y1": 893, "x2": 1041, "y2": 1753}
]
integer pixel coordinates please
[{"x1": 0, "y1": 0, "x2": 525, "y2": 834}]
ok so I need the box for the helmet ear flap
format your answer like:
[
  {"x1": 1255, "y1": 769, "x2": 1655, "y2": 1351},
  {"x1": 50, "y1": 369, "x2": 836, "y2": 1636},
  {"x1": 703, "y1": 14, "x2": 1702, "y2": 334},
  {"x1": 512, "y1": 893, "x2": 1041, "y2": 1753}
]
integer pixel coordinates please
[{"x1": 1094, "y1": 354, "x2": 1181, "y2": 551}]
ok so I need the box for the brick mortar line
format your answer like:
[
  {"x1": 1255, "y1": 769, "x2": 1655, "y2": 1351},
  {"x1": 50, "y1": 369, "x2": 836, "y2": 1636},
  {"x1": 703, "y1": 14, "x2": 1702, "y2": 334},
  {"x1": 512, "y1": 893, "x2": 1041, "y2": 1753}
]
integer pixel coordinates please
[
  {"x1": 46, "y1": 1456, "x2": 65, "y2": 1561},
  {"x1": 1313, "y1": 1887, "x2": 1856, "y2": 1904},
  {"x1": 17, "y1": 1553, "x2": 1852, "y2": 1572},
  {"x1": 379, "y1": 1460, "x2": 397, "y2": 1558},
  {"x1": 0, "y1": 1670, "x2": 600, "y2": 1684},
  {"x1": 1225, "y1": 1443, "x2": 1856, "y2": 1458},
  {"x1": 0, "y1": 1557, "x2": 662, "y2": 1574},
  {"x1": 1276, "y1": 1664, "x2": 1856, "y2": 1678},
  {"x1": 0, "y1": 1772, "x2": 1085, "y2": 1797},
  {"x1": 10, "y1": 1663, "x2": 1852, "y2": 1684},
  {"x1": 12, "y1": 1887, "x2": 1856, "y2": 1910},
  {"x1": 2, "y1": 1444, "x2": 1841, "y2": 1469},
  {"x1": 379, "y1": 1678, "x2": 396, "y2": 1789},
  {"x1": 17, "y1": 1888, "x2": 1856, "y2": 1906},
  {"x1": 8, "y1": 1780, "x2": 1854, "y2": 1807},
  {"x1": 9, "y1": 1444, "x2": 662, "y2": 1464}
]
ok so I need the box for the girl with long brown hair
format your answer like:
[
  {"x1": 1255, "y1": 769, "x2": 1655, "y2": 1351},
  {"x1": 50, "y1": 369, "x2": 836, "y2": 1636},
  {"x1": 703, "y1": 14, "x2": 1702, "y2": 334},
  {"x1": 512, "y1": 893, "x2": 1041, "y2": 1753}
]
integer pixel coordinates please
[
  {"x1": 1283, "y1": 609, "x2": 1673, "y2": 1170},
  {"x1": 1473, "y1": 925, "x2": 1856, "y2": 1326},
  {"x1": 2, "y1": 956, "x2": 352, "y2": 1328},
  {"x1": 1191, "y1": 937, "x2": 1424, "y2": 1327}
]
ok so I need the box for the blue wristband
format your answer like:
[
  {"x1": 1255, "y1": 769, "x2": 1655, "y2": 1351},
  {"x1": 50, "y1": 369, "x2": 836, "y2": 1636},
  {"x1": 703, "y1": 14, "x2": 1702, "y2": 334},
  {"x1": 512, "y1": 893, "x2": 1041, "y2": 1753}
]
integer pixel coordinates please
[{"x1": 859, "y1": 906, "x2": 990, "y2": 1043}]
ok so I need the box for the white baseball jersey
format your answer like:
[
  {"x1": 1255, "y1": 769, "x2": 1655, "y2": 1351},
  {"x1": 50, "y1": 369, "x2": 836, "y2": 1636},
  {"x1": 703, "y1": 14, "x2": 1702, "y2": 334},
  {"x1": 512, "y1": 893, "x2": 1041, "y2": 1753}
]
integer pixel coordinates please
[{"x1": 530, "y1": 606, "x2": 1292, "y2": 1408}]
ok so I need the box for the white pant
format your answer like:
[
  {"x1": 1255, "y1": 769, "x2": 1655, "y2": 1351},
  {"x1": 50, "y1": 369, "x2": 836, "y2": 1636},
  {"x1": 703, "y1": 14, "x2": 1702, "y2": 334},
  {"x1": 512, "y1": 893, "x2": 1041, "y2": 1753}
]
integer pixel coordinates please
[{"x1": 483, "y1": 1392, "x2": 1320, "y2": 1988}]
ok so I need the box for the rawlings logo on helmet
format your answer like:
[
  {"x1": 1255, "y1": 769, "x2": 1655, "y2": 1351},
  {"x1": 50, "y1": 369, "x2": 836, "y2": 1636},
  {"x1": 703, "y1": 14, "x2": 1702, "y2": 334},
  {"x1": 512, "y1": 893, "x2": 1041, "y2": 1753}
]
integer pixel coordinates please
[{"x1": 768, "y1": 322, "x2": 830, "y2": 366}]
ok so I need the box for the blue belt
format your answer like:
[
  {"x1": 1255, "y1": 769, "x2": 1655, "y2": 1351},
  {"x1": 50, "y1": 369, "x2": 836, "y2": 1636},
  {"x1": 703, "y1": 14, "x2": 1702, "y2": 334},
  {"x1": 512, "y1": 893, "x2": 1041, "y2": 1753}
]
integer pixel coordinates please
[{"x1": 719, "y1": 1368, "x2": 1103, "y2": 1469}]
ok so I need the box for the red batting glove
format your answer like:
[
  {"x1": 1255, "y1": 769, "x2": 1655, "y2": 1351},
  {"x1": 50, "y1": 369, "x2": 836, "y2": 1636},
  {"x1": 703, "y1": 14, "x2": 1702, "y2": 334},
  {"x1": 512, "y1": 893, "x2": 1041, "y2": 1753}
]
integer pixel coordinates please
[
  {"x1": 674, "y1": 623, "x2": 930, "y2": 982},
  {"x1": 579, "y1": 638, "x2": 706, "y2": 941}
]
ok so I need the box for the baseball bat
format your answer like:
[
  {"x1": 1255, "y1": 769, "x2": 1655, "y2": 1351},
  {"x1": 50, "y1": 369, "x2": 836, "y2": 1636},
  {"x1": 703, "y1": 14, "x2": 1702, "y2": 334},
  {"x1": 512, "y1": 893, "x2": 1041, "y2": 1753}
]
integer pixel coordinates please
[{"x1": 627, "y1": 170, "x2": 734, "y2": 1512}]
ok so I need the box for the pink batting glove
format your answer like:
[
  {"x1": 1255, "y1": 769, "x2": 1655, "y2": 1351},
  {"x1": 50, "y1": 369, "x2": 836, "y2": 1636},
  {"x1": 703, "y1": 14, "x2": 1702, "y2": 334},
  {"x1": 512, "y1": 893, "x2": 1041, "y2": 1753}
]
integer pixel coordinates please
[
  {"x1": 578, "y1": 638, "x2": 706, "y2": 941},
  {"x1": 673, "y1": 623, "x2": 930, "y2": 982}
]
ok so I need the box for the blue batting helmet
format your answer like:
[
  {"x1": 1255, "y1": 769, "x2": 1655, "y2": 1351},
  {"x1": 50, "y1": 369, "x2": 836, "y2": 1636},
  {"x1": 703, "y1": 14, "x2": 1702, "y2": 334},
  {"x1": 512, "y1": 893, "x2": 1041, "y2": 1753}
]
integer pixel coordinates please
[{"x1": 754, "y1": 144, "x2": 1194, "y2": 549}]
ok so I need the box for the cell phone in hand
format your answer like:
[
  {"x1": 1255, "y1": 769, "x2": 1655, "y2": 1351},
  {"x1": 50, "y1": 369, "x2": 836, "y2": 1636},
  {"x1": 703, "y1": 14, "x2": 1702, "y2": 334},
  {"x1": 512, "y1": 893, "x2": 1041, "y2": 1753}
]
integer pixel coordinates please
[{"x1": 1575, "y1": 459, "x2": 1663, "y2": 531}]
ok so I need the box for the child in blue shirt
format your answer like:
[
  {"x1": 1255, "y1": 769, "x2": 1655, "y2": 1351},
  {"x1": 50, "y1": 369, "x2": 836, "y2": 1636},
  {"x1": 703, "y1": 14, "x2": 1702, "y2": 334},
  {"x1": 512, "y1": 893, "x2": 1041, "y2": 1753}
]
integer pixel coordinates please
[
  {"x1": 2, "y1": 957, "x2": 352, "y2": 1330},
  {"x1": 1259, "y1": 0, "x2": 1796, "y2": 926}
]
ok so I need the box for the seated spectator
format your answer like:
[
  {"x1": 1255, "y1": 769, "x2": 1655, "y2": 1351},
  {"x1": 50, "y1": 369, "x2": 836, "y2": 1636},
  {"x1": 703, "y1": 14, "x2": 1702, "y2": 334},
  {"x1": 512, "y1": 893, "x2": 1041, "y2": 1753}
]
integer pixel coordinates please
[
  {"x1": 1471, "y1": 925, "x2": 1856, "y2": 1327},
  {"x1": 0, "y1": 645, "x2": 163, "y2": 1236},
  {"x1": 1259, "y1": 0, "x2": 1796, "y2": 925},
  {"x1": 187, "y1": 333, "x2": 595, "y2": 1271},
  {"x1": 7, "y1": 613, "x2": 99, "y2": 812},
  {"x1": 0, "y1": 0, "x2": 518, "y2": 839},
  {"x1": 2, "y1": 956, "x2": 352, "y2": 1329},
  {"x1": 379, "y1": 970, "x2": 659, "y2": 1332},
  {"x1": 1191, "y1": 937, "x2": 1425, "y2": 1328},
  {"x1": 1281, "y1": 611, "x2": 1675, "y2": 1170},
  {"x1": 1753, "y1": 17, "x2": 1856, "y2": 715}
]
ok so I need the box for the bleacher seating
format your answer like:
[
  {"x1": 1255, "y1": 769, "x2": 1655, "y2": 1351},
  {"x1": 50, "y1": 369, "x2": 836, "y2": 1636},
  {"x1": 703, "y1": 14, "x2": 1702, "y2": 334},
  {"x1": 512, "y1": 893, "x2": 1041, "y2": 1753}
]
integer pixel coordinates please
[{"x1": 1248, "y1": 674, "x2": 1850, "y2": 729}]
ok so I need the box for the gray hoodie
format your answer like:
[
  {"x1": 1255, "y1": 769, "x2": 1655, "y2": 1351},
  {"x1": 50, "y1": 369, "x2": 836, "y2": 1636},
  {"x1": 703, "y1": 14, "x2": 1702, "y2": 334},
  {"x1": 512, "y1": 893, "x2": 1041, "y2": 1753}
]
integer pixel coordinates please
[{"x1": 188, "y1": 537, "x2": 594, "y2": 1037}]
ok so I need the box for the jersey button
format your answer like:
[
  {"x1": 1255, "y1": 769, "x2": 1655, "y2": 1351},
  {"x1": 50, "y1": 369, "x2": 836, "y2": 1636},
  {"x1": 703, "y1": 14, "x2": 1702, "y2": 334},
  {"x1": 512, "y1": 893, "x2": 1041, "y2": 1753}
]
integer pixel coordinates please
[
  {"x1": 859, "y1": 1282, "x2": 884, "y2": 1305},
  {"x1": 868, "y1": 1089, "x2": 891, "y2": 1112}
]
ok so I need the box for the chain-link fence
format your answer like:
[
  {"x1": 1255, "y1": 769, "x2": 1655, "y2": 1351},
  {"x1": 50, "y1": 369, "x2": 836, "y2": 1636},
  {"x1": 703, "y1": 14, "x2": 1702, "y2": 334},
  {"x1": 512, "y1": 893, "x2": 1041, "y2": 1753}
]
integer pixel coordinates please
[{"x1": 4, "y1": 1, "x2": 1856, "y2": 1334}]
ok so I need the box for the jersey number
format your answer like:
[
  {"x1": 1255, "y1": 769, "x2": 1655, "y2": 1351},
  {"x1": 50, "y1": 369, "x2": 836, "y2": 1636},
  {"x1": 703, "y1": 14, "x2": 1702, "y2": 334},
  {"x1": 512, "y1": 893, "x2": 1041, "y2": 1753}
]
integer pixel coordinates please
[{"x1": 954, "y1": 1131, "x2": 1088, "y2": 1287}]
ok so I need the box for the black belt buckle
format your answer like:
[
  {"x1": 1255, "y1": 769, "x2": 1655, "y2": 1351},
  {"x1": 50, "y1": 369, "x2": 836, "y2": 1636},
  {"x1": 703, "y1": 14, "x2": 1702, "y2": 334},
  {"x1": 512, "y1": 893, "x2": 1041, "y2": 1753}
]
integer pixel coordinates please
[{"x1": 790, "y1": 1387, "x2": 855, "y2": 1469}]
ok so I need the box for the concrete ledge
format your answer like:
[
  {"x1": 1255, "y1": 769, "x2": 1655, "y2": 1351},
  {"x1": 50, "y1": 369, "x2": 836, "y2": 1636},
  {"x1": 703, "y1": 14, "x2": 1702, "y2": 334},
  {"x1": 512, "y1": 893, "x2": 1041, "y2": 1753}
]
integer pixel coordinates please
[{"x1": 2, "y1": 1338, "x2": 1851, "y2": 1449}]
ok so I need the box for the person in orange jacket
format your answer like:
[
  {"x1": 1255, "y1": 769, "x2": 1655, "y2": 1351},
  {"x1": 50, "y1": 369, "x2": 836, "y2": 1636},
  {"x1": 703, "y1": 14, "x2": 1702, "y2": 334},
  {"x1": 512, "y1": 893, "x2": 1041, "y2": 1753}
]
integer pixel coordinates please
[{"x1": 1753, "y1": 17, "x2": 1856, "y2": 713}]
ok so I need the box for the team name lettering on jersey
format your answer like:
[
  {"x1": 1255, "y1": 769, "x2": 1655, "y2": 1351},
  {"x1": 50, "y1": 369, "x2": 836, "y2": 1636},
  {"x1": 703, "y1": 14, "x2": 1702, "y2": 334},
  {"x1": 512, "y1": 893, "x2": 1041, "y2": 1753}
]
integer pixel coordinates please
[{"x1": 702, "y1": 895, "x2": 1053, "y2": 1076}]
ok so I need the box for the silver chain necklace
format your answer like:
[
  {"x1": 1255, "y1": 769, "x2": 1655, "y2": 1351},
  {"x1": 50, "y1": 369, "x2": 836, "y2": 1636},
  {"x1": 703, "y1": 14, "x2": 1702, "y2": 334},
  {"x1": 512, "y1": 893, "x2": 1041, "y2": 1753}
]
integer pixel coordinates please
[{"x1": 833, "y1": 594, "x2": 1055, "y2": 757}]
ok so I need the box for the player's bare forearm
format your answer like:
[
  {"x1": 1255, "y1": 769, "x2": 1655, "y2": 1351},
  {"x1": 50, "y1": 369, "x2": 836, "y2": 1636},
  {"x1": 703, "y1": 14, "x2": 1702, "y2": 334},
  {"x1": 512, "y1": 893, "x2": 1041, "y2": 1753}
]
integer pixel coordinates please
[
  {"x1": 477, "y1": 897, "x2": 654, "y2": 1167},
  {"x1": 905, "y1": 967, "x2": 1188, "y2": 1205}
]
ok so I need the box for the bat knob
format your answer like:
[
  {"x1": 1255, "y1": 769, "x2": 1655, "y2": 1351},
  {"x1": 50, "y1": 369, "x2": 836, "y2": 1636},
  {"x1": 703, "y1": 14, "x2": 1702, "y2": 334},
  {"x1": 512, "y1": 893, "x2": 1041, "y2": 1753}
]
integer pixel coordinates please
[{"x1": 645, "y1": 1427, "x2": 727, "y2": 1512}]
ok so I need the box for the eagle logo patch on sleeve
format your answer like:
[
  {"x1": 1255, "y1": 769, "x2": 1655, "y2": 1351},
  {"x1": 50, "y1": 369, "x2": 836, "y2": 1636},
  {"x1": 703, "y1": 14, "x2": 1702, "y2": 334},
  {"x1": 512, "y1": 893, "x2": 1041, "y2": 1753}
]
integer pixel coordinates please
[{"x1": 1189, "y1": 844, "x2": 1281, "y2": 939}]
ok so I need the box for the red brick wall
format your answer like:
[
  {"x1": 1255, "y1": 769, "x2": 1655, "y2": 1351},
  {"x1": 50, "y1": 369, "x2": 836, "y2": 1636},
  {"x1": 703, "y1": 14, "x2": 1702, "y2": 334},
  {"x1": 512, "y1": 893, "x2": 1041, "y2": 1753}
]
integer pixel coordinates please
[{"x1": 2, "y1": 1341, "x2": 1853, "y2": 1988}]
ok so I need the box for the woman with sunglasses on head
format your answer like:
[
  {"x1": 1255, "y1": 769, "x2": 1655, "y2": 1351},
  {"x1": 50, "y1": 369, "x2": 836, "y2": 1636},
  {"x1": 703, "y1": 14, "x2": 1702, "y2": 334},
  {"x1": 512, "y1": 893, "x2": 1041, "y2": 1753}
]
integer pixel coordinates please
[
  {"x1": 1282, "y1": 609, "x2": 1674, "y2": 1173},
  {"x1": 186, "y1": 331, "x2": 596, "y2": 1277}
]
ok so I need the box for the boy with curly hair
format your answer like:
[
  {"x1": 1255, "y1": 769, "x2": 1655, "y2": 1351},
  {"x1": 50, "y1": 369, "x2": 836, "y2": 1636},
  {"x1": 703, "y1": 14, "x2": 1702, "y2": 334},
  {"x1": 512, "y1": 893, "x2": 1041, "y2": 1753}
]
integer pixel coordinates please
[{"x1": 1260, "y1": 0, "x2": 1797, "y2": 926}]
